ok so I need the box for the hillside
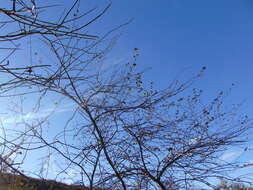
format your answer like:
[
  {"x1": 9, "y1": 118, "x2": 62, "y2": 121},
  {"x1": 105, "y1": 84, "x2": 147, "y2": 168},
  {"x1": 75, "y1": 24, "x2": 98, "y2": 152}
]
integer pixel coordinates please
[{"x1": 0, "y1": 173, "x2": 94, "y2": 190}]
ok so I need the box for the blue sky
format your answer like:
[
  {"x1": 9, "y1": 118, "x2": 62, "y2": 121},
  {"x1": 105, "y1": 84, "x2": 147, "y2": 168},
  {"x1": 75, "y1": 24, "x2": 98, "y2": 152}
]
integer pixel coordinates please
[
  {"x1": 103, "y1": 0, "x2": 253, "y2": 110},
  {"x1": 2, "y1": 0, "x2": 253, "y2": 186},
  {"x1": 91, "y1": 0, "x2": 253, "y2": 182}
]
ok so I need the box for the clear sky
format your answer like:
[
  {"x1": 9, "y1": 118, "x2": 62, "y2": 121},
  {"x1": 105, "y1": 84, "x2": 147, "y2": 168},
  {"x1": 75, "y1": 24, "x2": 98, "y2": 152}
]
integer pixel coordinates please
[
  {"x1": 104, "y1": 0, "x2": 253, "y2": 112},
  {"x1": 2, "y1": 0, "x2": 253, "y2": 186},
  {"x1": 94, "y1": 0, "x2": 253, "y2": 182},
  {"x1": 118, "y1": 0, "x2": 253, "y2": 173}
]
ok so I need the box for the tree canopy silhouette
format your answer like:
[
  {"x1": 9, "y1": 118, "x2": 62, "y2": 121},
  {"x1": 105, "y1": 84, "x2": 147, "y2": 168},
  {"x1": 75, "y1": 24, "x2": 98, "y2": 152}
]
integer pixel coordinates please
[{"x1": 0, "y1": 1, "x2": 252, "y2": 190}]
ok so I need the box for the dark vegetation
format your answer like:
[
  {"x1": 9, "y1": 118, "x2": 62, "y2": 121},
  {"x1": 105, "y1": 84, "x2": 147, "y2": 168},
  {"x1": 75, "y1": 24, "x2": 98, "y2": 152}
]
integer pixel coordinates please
[
  {"x1": 0, "y1": 173, "x2": 83, "y2": 190},
  {"x1": 214, "y1": 180, "x2": 253, "y2": 190},
  {"x1": 0, "y1": 173, "x2": 97, "y2": 190}
]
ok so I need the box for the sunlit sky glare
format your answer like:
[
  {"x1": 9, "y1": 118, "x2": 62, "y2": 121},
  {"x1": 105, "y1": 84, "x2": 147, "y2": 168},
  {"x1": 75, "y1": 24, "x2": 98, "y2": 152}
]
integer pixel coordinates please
[{"x1": 1, "y1": 0, "x2": 253, "y2": 184}]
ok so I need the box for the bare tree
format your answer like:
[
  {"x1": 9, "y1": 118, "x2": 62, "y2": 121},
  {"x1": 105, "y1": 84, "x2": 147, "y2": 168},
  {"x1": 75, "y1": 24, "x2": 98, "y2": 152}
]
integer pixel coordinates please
[
  {"x1": 0, "y1": 0, "x2": 116, "y2": 188},
  {"x1": 0, "y1": 1, "x2": 252, "y2": 190},
  {"x1": 0, "y1": 0, "x2": 102, "y2": 41}
]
